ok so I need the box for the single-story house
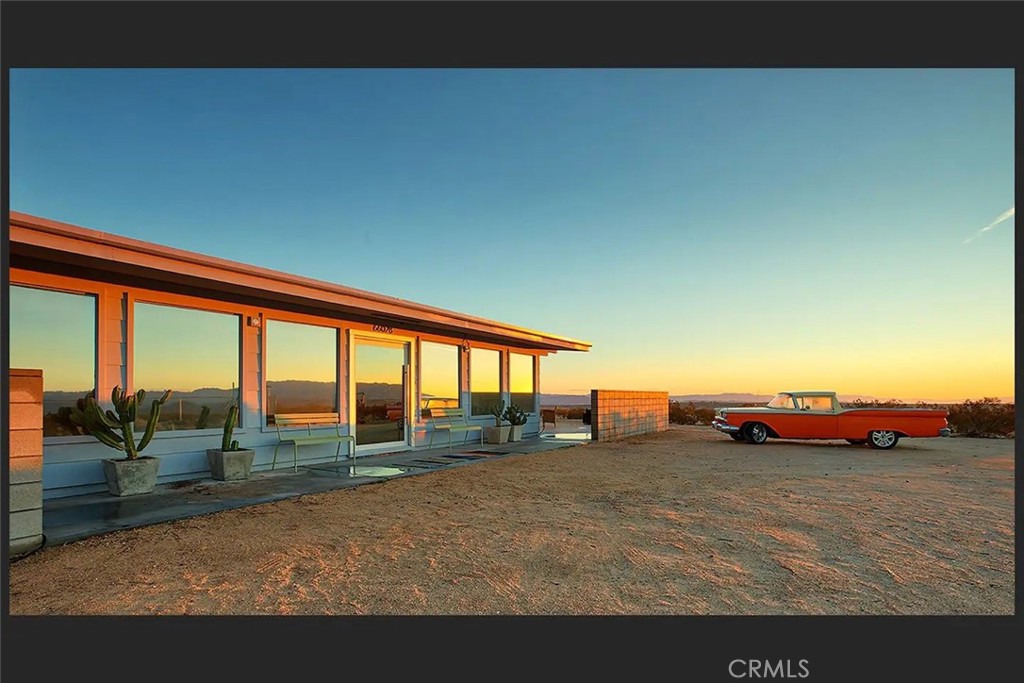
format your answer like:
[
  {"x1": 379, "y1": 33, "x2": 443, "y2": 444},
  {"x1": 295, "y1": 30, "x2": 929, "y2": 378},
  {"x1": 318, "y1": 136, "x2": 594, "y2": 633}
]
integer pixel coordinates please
[{"x1": 8, "y1": 211, "x2": 591, "y2": 499}]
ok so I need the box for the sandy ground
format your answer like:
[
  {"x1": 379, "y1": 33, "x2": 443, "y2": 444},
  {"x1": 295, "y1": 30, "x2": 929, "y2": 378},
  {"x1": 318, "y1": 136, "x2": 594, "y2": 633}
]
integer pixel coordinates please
[{"x1": 8, "y1": 426, "x2": 1014, "y2": 615}]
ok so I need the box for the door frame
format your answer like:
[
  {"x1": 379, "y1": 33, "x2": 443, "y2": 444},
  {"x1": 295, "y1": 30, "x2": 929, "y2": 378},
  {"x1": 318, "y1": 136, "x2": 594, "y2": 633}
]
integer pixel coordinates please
[{"x1": 348, "y1": 329, "x2": 416, "y2": 456}]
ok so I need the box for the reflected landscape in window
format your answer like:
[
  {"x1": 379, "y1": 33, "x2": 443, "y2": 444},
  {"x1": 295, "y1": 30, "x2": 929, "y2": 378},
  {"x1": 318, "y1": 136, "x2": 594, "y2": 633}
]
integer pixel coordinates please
[
  {"x1": 134, "y1": 302, "x2": 240, "y2": 431},
  {"x1": 509, "y1": 352, "x2": 536, "y2": 413},
  {"x1": 10, "y1": 285, "x2": 97, "y2": 437},
  {"x1": 471, "y1": 348, "x2": 501, "y2": 416},
  {"x1": 266, "y1": 320, "x2": 338, "y2": 422},
  {"x1": 354, "y1": 340, "x2": 406, "y2": 445},
  {"x1": 420, "y1": 341, "x2": 459, "y2": 417}
]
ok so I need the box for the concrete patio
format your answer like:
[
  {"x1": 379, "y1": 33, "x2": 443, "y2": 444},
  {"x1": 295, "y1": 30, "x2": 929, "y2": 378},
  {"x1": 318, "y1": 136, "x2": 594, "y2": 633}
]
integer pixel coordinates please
[{"x1": 38, "y1": 422, "x2": 591, "y2": 548}]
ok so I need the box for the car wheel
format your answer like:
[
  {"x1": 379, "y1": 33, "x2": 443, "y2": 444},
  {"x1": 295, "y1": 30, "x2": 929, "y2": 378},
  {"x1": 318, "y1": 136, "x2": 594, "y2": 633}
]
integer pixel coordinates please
[
  {"x1": 868, "y1": 430, "x2": 899, "y2": 450},
  {"x1": 744, "y1": 422, "x2": 769, "y2": 445},
  {"x1": 845, "y1": 439, "x2": 866, "y2": 445},
  {"x1": 730, "y1": 433, "x2": 746, "y2": 441}
]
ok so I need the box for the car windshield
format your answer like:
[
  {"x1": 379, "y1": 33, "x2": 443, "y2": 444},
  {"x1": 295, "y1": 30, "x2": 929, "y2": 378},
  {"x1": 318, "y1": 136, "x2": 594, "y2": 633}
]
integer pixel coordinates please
[{"x1": 766, "y1": 393, "x2": 796, "y2": 409}]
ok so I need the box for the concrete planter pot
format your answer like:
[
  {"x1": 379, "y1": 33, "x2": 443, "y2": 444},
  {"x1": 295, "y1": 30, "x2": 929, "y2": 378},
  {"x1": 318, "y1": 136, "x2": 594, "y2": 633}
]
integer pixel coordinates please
[
  {"x1": 207, "y1": 448, "x2": 256, "y2": 481},
  {"x1": 102, "y1": 456, "x2": 160, "y2": 496},
  {"x1": 484, "y1": 425, "x2": 511, "y2": 444},
  {"x1": 508, "y1": 425, "x2": 524, "y2": 442}
]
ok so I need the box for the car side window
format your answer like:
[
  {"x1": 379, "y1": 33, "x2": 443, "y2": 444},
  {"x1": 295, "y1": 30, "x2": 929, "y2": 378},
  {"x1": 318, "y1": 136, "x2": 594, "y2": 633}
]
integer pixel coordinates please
[{"x1": 797, "y1": 396, "x2": 833, "y2": 411}]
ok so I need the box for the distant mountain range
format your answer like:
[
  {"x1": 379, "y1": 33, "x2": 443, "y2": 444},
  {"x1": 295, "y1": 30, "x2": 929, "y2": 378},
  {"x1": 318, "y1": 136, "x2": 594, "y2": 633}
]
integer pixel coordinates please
[
  {"x1": 39, "y1": 385, "x2": 1012, "y2": 410},
  {"x1": 540, "y1": 392, "x2": 1014, "y2": 406}
]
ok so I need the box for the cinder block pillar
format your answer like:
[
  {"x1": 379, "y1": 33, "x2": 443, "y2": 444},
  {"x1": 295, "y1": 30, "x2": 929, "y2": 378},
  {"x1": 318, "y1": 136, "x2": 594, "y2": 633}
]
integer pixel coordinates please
[{"x1": 10, "y1": 368, "x2": 44, "y2": 558}]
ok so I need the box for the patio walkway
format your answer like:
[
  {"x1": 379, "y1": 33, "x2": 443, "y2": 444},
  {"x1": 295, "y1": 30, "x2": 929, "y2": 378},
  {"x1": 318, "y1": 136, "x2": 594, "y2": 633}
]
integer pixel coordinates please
[{"x1": 40, "y1": 423, "x2": 591, "y2": 548}]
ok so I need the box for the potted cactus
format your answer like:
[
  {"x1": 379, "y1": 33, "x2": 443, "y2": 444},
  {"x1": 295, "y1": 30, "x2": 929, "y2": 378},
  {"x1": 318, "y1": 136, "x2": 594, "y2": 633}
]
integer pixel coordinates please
[
  {"x1": 70, "y1": 386, "x2": 172, "y2": 496},
  {"x1": 503, "y1": 403, "x2": 529, "y2": 442},
  {"x1": 484, "y1": 399, "x2": 511, "y2": 444},
  {"x1": 206, "y1": 404, "x2": 255, "y2": 480}
]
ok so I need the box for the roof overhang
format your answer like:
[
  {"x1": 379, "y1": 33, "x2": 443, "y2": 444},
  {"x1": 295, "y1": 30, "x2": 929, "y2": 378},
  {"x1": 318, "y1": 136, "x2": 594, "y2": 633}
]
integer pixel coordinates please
[{"x1": 8, "y1": 211, "x2": 591, "y2": 353}]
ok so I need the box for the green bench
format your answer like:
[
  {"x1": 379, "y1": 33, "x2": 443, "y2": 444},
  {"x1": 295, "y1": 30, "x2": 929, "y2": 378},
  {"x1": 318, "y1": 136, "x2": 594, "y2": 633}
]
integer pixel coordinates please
[
  {"x1": 427, "y1": 407, "x2": 483, "y2": 452},
  {"x1": 272, "y1": 413, "x2": 355, "y2": 472}
]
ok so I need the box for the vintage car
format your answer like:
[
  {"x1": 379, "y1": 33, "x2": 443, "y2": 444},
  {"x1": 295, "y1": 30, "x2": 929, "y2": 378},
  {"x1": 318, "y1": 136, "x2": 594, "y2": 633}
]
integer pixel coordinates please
[{"x1": 710, "y1": 391, "x2": 951, "y2": 449}]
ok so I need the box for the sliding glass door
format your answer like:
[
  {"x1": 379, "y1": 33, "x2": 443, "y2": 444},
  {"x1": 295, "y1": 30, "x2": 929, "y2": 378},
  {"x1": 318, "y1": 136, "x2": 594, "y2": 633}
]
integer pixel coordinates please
[{"x1": 351, "y1": 335, "x2": 411, "y2": 452}]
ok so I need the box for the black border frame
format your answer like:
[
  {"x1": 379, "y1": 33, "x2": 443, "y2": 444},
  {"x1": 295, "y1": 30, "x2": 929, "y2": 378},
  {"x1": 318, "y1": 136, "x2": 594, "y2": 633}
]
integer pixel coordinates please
[{"x1": 2, "y1": 2, "x2": 1020, "y2": 681}]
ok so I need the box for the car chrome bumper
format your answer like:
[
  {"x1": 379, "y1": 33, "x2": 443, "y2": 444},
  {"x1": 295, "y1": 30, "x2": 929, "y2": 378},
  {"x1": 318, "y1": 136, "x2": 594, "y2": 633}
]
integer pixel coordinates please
[
  {"x1": 939, "y1": 428, "x2": 952, "y2": 437},
  {"x1": 712, "y1": 418, "x2": 740, "y2": 434}
]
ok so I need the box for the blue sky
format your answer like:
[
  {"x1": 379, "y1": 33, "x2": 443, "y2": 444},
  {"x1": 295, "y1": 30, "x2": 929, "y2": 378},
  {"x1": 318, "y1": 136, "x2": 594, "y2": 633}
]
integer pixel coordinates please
[{"x1": 9, "y1": 69, "x2": 1015, "y2": 400}]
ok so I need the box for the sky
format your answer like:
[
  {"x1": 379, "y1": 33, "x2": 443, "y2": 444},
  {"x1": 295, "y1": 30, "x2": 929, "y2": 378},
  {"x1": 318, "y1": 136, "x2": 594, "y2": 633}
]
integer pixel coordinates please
[{"x1": 9, "y1": 69, "x2": 1015, "y2": 402}]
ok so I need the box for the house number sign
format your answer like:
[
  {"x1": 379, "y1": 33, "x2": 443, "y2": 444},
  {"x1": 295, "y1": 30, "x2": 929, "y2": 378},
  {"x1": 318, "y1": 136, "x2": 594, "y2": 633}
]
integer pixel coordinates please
[{"x1": 372, "y1": 324, "x2": 394, "y2": 334}]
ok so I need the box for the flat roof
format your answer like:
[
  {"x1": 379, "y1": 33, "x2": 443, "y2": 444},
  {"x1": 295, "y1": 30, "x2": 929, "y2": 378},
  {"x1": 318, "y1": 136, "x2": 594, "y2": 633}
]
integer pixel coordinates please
[{"x1": 8, "y1": 211, "x2": 591, "y2": 353}]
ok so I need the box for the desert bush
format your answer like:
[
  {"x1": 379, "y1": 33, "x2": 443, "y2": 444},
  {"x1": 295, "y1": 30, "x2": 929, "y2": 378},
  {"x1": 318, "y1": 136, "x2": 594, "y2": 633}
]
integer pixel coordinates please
[
  {"x1": 947, "y1": 398, "x2": 1015, "y2": 438},
  {"x1": 841, "y1": 398, "x2": 909, "y2": 409},
  {"x1": 553, "y1": 406, "x2": 588, "y2": 420},
  {"x1": 668, "y1": 401, "x2": 716, "y2": 425}
]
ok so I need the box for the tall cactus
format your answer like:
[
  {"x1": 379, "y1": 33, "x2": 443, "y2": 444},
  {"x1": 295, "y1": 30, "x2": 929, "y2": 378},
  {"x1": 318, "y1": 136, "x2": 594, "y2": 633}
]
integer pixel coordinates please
[
  {"x1": 69, "y1": 385, "x2": 172, "y2": 460},
  {"x1": 221, "y1": 404, "x2": 240, "y2": 451}
]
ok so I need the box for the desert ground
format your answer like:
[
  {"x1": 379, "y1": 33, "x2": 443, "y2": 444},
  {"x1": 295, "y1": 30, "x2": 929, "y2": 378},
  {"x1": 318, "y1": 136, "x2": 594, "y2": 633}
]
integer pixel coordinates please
[{"x1": 8, "y1": 425, "x2": 1014, "y2": 615}]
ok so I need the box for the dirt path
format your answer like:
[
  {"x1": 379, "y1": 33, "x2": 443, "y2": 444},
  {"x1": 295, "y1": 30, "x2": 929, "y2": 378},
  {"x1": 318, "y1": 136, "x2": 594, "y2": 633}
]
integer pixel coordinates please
[{"x1": 8, "y1": 426, "x2": 1014, "y2": 615}]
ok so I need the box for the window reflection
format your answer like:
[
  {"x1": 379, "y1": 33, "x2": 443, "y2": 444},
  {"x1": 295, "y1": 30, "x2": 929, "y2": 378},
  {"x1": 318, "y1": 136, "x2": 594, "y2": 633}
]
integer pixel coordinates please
[
  {"x1": 509, "y1": 352, "x2": 536, "y2": 413},
  {"x1": 134, "y1": 302, "x2": 240, "y2": 431},
  {"x1": 10, "y1": 285, "x2": 97, "y2": 437},
  {"x1": 420, "y1": 341, "x2": 460, "y2": 417},
  {"x1": 470, "y1": 348, "x2": 501, "y2": 416},
  {"x1": 354, "y1": 340, "x2": 406, "y2": 445},
  {"x1": 266, "y1": 319, "x2": 338, "y2": 422}
]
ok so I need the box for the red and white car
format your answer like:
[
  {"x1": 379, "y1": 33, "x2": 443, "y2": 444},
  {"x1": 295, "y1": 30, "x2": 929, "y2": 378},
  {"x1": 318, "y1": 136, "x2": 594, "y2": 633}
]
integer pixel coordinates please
[{"x1": 711, "y1": 391, "x2": 951, "y2": 449}]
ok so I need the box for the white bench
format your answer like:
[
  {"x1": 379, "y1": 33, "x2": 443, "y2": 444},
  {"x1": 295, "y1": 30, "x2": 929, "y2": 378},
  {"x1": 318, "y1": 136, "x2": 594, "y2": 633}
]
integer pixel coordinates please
[
  {"x1": 272, "y1": 413, "x2": 355, "y2": 472},
  {"x1": 427, "y1": 407, "x2": 484, "y2": 452}
]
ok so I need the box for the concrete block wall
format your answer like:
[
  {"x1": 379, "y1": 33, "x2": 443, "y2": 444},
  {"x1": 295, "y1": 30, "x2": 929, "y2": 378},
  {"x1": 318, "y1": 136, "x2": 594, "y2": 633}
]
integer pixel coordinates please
[
  {"x1": 591, "y1": 389, "x2": 669, "y2": 441},
  {"x1": 9, "y1": 369, "x2": 44, "y2": 557}
]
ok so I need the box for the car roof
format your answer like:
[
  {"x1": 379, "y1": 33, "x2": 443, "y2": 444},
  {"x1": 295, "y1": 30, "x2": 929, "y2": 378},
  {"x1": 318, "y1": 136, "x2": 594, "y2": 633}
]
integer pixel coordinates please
[{"x1": 778, "y1": 391, "x2": 836, "y2": 397}]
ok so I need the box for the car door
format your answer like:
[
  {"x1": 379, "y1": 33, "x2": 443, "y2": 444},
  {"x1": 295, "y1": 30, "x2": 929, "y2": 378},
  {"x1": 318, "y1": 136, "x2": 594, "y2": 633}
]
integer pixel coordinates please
[{"x1": 790, "y1": 395, "x2": 839, "y2": 438}]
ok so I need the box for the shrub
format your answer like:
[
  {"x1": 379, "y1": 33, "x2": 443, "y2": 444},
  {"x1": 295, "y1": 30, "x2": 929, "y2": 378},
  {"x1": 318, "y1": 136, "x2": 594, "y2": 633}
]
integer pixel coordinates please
[
  {"x1": 947, "y1": 398, "x2": 1015, "y2": 438},
  {"x1": 554, "y1": 406, "x2": 588, "y2": 420},
  {"x1": 668, "y1": 401, "x2": 715, "y2": 425}
]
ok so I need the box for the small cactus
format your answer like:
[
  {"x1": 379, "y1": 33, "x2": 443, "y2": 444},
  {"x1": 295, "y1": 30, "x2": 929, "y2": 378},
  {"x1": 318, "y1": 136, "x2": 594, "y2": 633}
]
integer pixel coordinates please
[
  {"x1": 195, "y1": 405, "x2": 211, "y2": 430},
  {"x1": 503, "y1": 403, "x2": 529, "y2": 426},
  {"x1": 70, "y1": 385, "x2": 172, "y2": 460},
  {"x1": 489, "y1": 399, "x2": 507, "y2": 427},
  {"x1": 221, "y1": 404, "x2": 241, "y2": 451}
]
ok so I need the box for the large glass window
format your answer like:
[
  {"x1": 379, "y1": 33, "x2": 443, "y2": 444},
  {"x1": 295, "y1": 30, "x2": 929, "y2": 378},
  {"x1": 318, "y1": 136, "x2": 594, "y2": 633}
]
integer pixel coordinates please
[
  {"x1": 134, "y1": 302, "x2": 240, "y2": 431},
  {"x1": 266, "y1": 320, "x2": 338, "y2": 422},
  {"x1": 470, "y1": 348, "x2": 501, "y2": 416},
  {"x1": 420, "y1": 341, "x2": 460, "y2": 417},
  {"x1": 10, "y1": 285, "x2": 97, "y2": 437},
  {"x1": 509, "y1": 352, "x2": 536, "y2": 413}
]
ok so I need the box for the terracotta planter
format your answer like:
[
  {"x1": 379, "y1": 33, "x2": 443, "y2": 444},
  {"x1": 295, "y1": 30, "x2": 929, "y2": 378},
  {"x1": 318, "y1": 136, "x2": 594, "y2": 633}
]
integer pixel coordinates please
[
  {"x1": 102, "y1": 456, "x2": 160, "y2": 496},
  {"x1": 207, "y1": 448, "x2": 256, "y2": 481},
  {"x1": 484, "y1": 425, "x2": 511, "y2": 444}
]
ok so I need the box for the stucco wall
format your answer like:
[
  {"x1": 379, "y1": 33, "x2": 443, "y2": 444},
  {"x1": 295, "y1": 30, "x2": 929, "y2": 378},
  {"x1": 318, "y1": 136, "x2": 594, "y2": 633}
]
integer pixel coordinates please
[
  {"x1": 9, "y1": 368, "x2": 45, "y2": 557},
  {"x1": 590, "y1": 390, "x2": 669, "y2": 441}
]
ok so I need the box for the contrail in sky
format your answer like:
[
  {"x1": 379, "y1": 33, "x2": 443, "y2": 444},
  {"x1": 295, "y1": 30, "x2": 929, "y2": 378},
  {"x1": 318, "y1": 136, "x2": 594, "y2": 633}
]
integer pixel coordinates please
[{"x1": 963, "y1": 206, "x2": 1014, "y2": 244}]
